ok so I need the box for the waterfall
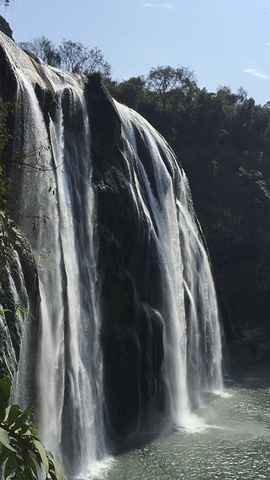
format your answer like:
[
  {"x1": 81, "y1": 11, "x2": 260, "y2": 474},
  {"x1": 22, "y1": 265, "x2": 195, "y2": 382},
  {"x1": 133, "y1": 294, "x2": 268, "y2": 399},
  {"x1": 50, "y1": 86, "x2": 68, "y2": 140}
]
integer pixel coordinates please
[
  {"x1": 113, "y1": 101, "x2": 223, "y2": 428},
  {"x1": 0, "y1": 31, "x2": 223, "y2": 479},
  {"x1": 1, "y1": 33, "x2": 108, "y2": 478},
  {"x1": 19, "y1": 83, "x2": 107, "y2": 478},
  {"x1": 35, "y1": 86, "x2": 106, "y2": 476}
]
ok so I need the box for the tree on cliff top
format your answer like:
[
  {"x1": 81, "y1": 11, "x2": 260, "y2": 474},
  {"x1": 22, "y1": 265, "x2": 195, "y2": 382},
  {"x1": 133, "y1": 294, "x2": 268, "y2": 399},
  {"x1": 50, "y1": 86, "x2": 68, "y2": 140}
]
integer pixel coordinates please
[
  {"x1": 147, "y1": 65, "x2": 196, "y2": 110},
  {"x1": 19, "y1": 37, "x2": 61, "y2": 68},
  {"x1": 19, "y1": 37, "x2": 111, "y2": 78}
]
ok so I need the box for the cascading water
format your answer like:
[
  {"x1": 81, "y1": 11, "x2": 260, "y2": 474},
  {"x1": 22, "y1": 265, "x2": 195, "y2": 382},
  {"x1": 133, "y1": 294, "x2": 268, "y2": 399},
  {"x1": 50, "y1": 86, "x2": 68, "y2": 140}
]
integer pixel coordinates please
[
  {"x1": 113, "y1": 101, "x2": 223, "y2": 429},
  {"x1": 0, "y1": 31, "x2": 223, "y2": 479},
  {"x1": 0, "y1": 33, "x2": 108, "y2": 478},
  {"x1": 35, "y1": 86, "x2": 107, "y2": 477}
]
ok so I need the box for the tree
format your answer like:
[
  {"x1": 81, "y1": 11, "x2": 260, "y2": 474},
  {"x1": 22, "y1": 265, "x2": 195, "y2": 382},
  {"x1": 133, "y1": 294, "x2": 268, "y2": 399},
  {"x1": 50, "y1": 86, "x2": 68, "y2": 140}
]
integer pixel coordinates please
[
  {"x1": 110, "y1": 76, "x2": 146, "y2": 109},
  {"x1": 59, "y1": 40, "x2": 111, "y2": 77},
  {"x1": 59, "y1": 40, "x2": 87, "y2": 73},
  {"x1": 0, "y1": 376, "x2": 67, "y2": 480},
  {"x1": 18, "y1": 37, "x2": 111, "y2": 78},
  {"x1": 147, "y1": 65, "x2": 195, "y2": 110},
  {"x1": 84, "y1": 46, "x2": 111, "y2": 77},
  {"x1": 19, "y1": 37, "x2": 61, "y2": 68}
]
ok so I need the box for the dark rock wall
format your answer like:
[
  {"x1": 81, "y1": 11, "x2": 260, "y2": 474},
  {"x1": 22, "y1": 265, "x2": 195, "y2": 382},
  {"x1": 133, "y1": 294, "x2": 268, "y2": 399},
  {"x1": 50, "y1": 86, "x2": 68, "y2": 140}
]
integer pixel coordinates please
[
  {"x1": 0, "y1": 16, "x2": 13, "y2": 41},
  {"x1": 0, "y1": 220, "x2": 40, "y2": 378},
  {"x1": 180, "y1": 148, "x2": 270, "y2": 365},
  {"x1": 0, "y1": 33, "x2": 40, "y2": 378},
  {"x1": 86, "y1": 75, "x2": 165, "y2": 441}
]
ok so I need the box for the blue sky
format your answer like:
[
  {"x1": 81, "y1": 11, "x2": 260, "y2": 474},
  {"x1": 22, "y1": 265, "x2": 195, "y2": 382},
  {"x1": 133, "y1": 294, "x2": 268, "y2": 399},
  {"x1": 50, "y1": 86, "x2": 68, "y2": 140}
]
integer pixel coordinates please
[{"x1": 2, "y1": 0, "x2": 270, "y2": 105}]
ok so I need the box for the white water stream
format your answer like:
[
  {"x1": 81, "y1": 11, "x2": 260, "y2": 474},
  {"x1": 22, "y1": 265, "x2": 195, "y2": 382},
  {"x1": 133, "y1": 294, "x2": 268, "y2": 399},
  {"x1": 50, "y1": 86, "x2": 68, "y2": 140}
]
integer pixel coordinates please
[{"x1": 115, "y1": 101, "x2": 223, "y2": 429}]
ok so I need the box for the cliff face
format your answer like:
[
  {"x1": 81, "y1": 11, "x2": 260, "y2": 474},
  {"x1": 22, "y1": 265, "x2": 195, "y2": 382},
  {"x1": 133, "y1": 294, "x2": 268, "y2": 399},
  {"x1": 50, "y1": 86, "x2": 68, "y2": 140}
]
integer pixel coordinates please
[
  {"x1": 85, "y1": 75, "x2": 166, "y2": 438},
  {"x1": 0, "y1": 219, "x2": 40, "y2": 378},
  {"x1": 0, "y1": 30, "x2": 40, "y2": 378},
  {"x1": 0, "y1": 15, "x2": 13, "y2": 40},
  {"x1": 180, "y1": 148, "x2": 270, "y2": 365}
]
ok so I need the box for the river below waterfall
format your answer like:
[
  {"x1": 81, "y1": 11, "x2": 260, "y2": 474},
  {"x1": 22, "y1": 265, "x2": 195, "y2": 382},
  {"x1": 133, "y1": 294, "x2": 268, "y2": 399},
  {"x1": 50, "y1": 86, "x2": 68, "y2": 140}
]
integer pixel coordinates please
[{"x1": 104, "y1": 359, "x2": 270, "y2": 480}]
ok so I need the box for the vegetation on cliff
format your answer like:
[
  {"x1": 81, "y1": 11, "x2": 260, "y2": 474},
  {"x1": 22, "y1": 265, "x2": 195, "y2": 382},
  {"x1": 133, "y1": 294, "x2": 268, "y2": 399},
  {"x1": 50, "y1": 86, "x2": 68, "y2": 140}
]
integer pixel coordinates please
[
  {"x1": 0, "y1": 376, "x2": 67, "y2": 479},
  {"x1": 18, "y1": 36, "x2": 111, "y2": 78}
]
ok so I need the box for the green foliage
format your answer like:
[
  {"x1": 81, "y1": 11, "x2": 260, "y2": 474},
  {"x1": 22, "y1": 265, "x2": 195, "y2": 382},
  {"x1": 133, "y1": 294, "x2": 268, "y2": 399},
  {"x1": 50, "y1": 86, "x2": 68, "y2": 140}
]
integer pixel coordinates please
[
  {"x1": 0, "y1": 99, "x2": 16, "y2": 153},
  {"x1": 108, "y1": 63, "x2": 270, "y2": 156},
  {"x1": 147, "y1": 65, "x2": 196, "y2": 110},
  {"x1": 0, "y1": 97, "x2": 20, "y2": 206},
  {"x1": 0, "y1": 98, "x2": 16, "y2": 278},
  {"x1": 0, "y1": 98, "x2": 20, "y2": 281},
  {"x1": 107, "y1": 76, "x2": 146, "y2": 110},
  {"x1": 0, "y1": 377, "x2": 67, "y2": 480}
]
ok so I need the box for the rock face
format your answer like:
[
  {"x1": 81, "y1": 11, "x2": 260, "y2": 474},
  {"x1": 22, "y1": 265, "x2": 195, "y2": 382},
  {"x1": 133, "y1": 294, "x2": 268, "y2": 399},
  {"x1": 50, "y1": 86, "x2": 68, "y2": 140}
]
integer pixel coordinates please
[
  {"x1": 85, "y1": 75, "x2": 166, "y2": 438},
  {"x1": 85, "y1": 76, "x2": 223, "y2": 443},
  {"x1": 0, "y1": 15, "x2": 13, "y2": 40},
  {"x1": 0, "y1": 219, "x2": 39, "y2": 378},
  {"x1": 180, "y1": 149, "x2": 270, "y2": 365},
  {"x1": 0, "y1": 29, "x2": 39, "y2": 379}
]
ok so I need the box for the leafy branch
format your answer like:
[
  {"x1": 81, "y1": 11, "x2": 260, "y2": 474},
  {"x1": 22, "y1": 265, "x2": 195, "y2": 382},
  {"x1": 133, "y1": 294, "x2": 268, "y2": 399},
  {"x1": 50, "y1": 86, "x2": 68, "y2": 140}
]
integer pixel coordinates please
[{"x1": 0, "y1": 377, "x2": 67, "y2": 480}]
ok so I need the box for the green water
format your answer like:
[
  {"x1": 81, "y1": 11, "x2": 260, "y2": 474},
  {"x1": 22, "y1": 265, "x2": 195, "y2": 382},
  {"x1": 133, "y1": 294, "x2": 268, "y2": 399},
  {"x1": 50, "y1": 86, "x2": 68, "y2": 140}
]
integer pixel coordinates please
[{"x1": 106, "y1": 362, "x2": 270, "y2": 480}]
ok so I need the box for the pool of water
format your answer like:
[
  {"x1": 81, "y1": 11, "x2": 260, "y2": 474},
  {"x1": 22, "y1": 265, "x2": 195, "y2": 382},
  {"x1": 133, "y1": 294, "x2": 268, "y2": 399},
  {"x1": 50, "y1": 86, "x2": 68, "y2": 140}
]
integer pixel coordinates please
[{"x1": 104, "y1": 361, "x2": 270, "y2": 480}]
